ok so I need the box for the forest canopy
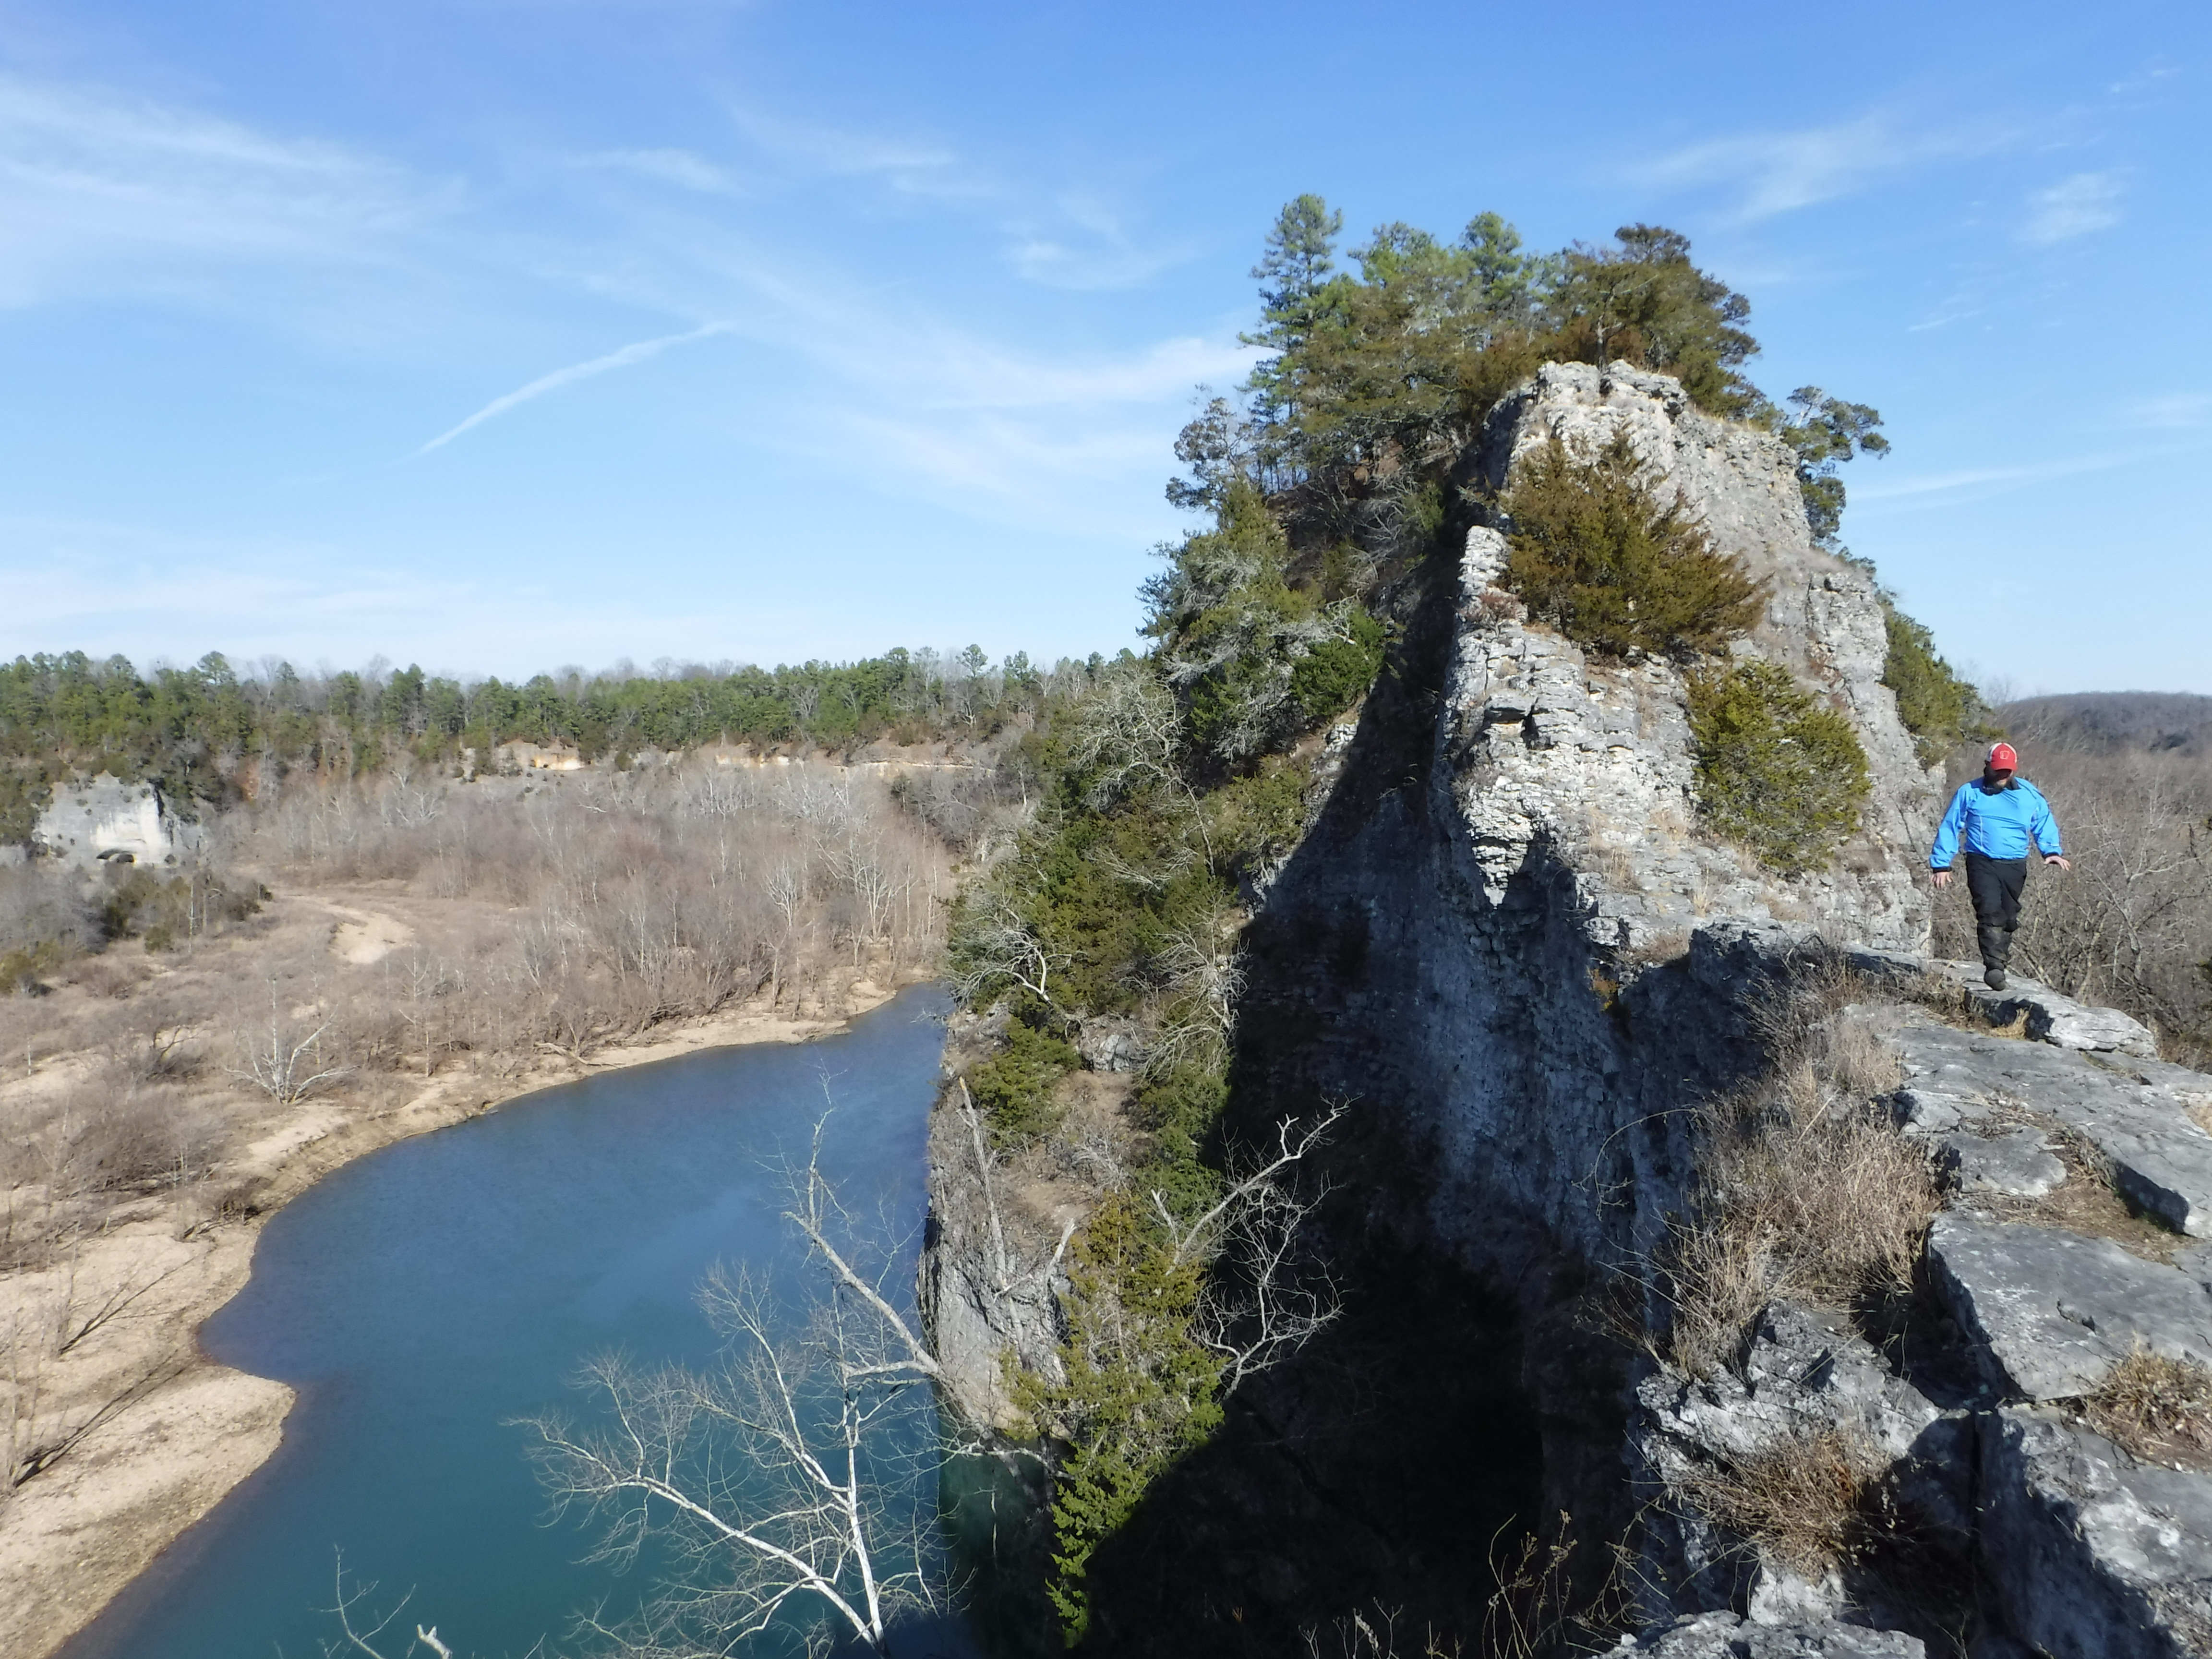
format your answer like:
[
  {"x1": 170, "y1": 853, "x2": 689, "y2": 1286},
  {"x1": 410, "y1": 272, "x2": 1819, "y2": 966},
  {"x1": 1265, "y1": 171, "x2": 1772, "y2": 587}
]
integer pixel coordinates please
[{"x1": 0, "y1": 646, "x2": 1104, "y2": 835}]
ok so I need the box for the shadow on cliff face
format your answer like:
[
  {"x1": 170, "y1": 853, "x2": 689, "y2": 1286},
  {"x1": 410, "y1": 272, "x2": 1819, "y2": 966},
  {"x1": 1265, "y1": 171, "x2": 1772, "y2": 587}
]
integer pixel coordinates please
[
  {"x1": 1076, "y1": 1241, "x2": 1546, "y2": 1657},
  {"x1": 1073, "y1": 547, "x2": 1606, "y2": 1654}
]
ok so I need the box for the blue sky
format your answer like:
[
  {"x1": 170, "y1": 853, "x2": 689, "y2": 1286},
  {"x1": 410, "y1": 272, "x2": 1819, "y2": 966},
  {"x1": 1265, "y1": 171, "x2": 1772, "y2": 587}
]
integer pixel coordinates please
[{"x1": 0, "y1": 0, "x2": 2205, "y2": 695}]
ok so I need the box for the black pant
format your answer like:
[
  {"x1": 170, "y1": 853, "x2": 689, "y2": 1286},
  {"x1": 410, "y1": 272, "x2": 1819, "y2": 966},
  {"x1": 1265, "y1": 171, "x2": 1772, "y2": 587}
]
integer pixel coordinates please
[{"x1": 1963, "y1": 852, "x2": 2028, "y2": 971}]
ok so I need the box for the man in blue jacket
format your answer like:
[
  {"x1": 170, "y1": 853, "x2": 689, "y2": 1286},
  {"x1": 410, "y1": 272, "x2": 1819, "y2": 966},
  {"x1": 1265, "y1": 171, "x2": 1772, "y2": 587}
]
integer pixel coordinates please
[{"x1": 1929, "y1": 741, "x2": 2071, "y2": 990}]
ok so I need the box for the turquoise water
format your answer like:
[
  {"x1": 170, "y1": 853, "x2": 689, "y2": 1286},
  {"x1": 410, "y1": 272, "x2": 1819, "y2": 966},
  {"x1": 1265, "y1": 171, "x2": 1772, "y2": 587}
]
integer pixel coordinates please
[{"x1": 59, "y1": 986, "x2": 979, "y2": 1659}]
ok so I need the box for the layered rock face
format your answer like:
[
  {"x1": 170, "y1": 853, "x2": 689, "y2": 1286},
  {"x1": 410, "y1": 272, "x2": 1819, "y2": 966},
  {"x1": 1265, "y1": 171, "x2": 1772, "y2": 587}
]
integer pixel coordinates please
[
  {"x1": 923, "y1": 364, "x2": 2212, "y2": 1653},
  {"x1": 1457, "y1": 361, "x2": 1934, "y2": 959}
]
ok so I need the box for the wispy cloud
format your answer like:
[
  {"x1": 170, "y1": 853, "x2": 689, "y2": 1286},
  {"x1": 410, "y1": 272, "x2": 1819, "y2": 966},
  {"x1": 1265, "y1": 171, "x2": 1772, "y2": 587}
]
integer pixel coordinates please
[
  {"x1": 723, "y1": 100, "x2": 1181, "y2": 290},
  {"x1": 1851, "y1": 465, "x2": 2034, "y2": 503},
  {"x1": 578, "y1": 147, "x2": 745, "y2": 195},
  {"x1": 2117, "y1": 392, "x2": 2212, "y2": 430},
  {"x1": 416, "y1": 322, "x2": 734, "y2": 454},
  {"x1": 1850, "y1": 443, "x2": 2204, "y2": 514},
  {"x1": 0, "y1": 73, "x2": 445, "y2": 304},
  {"x1": 1632, "y1": 110, "x2": 2013, "y2": 220},
  {"x1": 724, "y1": 103, "x2": 965, "y2": 195},
  {"x1": 2020, "y1": 172, "x2": 2124, "y2": 244},
  {"x1": 0, "y1": 68, "x2": 1224, "y2": 539},
  {"x1": 1007, "y1": 193, "x2": 1190, "y2": 291},
  {"x1": 0, "y1": 515, "x2": 501, "y2": 657}
]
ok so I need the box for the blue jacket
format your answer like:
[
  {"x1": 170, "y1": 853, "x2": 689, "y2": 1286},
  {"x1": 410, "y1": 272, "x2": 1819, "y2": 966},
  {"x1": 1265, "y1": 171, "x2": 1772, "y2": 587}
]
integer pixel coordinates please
[{"x1": 1929, "y1": 776, "x2": 2062, "y2": 867}]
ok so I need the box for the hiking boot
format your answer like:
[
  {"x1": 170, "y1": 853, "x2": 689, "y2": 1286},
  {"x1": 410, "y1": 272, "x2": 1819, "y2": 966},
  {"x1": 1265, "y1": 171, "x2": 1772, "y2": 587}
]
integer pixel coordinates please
[{"x1": 1984, "y1": 966, "x2": 2007, "y2": 990}]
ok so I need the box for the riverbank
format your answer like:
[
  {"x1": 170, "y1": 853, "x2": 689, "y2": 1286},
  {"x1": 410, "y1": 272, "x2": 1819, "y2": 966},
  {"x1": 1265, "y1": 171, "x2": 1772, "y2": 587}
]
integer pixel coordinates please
[{"x1": 1, "y1": 974, "x2": 922, "y2": 1659}]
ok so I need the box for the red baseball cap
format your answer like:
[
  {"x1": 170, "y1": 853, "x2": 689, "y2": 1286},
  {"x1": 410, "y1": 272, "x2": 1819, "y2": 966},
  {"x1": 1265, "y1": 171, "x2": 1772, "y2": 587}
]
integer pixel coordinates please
[{"x1": 1988, "y1": 742, "x2": 2018, "y2": 771}]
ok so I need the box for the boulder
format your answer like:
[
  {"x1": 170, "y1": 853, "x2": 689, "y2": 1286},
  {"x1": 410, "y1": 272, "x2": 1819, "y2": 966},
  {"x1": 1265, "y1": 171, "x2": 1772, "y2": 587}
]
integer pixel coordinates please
[
  {"x1": 1074, "y1": 1016, "x2": 1146, "y2": 1074},
  {"x1": 1927, "y1": 1214, "x2": 2212, "y2": 1400},
  {"x1": 1980, "y1": 1407, "x2": 2212, "y2": 1658}
]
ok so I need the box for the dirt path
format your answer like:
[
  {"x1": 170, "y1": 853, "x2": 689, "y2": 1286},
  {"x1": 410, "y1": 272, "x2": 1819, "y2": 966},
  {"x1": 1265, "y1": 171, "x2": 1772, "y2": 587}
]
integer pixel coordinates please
[
  {"x1": 317, "y1": 900, "x2": 416, "y2": 966},
  {"x1": 0, "y1": 968, "x2": 914, "y2": 1659}
]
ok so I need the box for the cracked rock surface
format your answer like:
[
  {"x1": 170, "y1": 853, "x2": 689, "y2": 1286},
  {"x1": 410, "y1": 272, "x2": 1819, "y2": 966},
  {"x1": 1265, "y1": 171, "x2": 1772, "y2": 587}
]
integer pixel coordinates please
[
  {"x1": 1888, "y1": 1006, "x2": 2212, "y2": 1235},
  {"x1": 1980, "y1": 1409, "x2": 2212, "y2": 1658},
  {"x1": 1936, "y1": 1125, "x2": 2067, "y2": 1199},
  {"x1": 1928, "y1": 1212, "x2": 2212, "y2": 1400}
]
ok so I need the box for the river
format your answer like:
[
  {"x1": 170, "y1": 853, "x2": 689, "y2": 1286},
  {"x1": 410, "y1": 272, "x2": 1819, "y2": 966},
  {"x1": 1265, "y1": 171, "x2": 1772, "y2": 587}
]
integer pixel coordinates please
[{"x1": 58, "y1": 985, "x2": 982, "y2": 1659}]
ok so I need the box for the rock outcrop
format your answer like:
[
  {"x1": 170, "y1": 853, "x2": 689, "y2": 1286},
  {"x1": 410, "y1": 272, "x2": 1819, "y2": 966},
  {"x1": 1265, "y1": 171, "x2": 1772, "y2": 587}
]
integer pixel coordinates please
[
  {"x1": 922, "y1": 362, "x2": 2212, "y2": 1655},
  {"x1": 32, "y1": 774, "x2": 201, "y2": 867}
]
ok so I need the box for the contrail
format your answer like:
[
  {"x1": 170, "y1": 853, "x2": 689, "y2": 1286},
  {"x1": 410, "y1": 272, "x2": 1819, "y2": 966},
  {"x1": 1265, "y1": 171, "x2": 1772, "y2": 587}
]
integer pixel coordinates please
[{"x1": 416, "y1": 321, "x2": 732, "y2": 455}]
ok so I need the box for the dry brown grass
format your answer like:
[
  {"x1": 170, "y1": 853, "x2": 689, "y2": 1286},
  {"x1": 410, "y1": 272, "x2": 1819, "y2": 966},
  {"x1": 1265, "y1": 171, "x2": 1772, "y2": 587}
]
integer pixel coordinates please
[
  {"x1": 1824, "y1": 1010, "x2": 1903, "y2": 1098},
  {"x1": 2078, "y1": 1349, "x2": 2212, "y2": 1472},
  {"x1": 1650, "y1": 951, "x2": 1940, "y2": 1377},
  {"x1": 1675, "y1": 1424, "x2": 1881, "y2": 1578},
  {"x1": 1618, "y1": 930, "x2": 1693, "y2": 971},
  {"x1": 1664, "y1": 1099, "x2": 1938, "y2": 1377},
  {"x1": 1971, "y1": 1110, "x2": 2188, "y2": 1264}
]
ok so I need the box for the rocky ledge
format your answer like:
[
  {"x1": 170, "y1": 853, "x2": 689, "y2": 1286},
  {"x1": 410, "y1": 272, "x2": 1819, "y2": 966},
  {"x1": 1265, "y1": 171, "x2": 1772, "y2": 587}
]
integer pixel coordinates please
[{"x1": 1639, "y1": 956, "x2": 2212, "y2": 1658}]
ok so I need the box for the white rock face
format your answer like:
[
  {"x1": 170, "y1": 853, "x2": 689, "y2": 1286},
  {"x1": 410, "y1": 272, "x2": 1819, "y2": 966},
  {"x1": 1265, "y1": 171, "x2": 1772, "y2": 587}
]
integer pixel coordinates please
[
  {"x1": 1454, "y1": 361, "x2": 1936, "y2": 956},
  {"x1": 32, "y1": 773, "x2": 201, "y2": 867}
]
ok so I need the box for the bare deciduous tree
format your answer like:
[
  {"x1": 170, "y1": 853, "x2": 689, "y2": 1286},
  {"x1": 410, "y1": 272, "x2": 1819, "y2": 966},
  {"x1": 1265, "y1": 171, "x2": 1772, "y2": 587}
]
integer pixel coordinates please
[
  {"x1": 522, "y1": 1123, "x2": 953, "y2": 1657},
  {"x1": 1154, "y1": 1103, "x2": 1346, "y2": 1392},
  {"x1": 227, "y1": 983, "x2": 351, "y2": 1106},
  {"x1": 945, "y1": 890, "x2": 1070, "y2": 1014},
  {"x1": 319, "y1": 1555, "x2": 462, "y2": 1659}
]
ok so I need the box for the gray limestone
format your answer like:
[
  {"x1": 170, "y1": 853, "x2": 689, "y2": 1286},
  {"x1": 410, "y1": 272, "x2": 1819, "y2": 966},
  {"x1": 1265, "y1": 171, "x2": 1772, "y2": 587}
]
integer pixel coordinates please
[
  {"x1": 1466, "y1": 362, "x2": 1936, "y2": 957},
  {"x1": 2175, "y1": 1241, "x2": 2212, "y2": 1296},
  {"x1": 1928, "y1": 959, "x2": 2161, "y2": 1058},
  {"x1": 1640, "y1": 1303, "x2": 1944, "y2": 1475},
  {"x1": 1927, "y1": 1213, "x2": 2212, "y2": 1400},
  {"x1": 1073, "y1": 1017, "x2": 1146, "y2": 1074},
  {"x1": 1892, "y1": 1011, "x2": 2212, "y2": 1235},
  {"x1": 30, "y1": 772, "x2": 200, "y2": 867},
  {"x1": 1937, "y1": 1127, "x2": 2066, "y2": 1199},
  {"x1": 1610, "y1": 1611, "x2": 1924, "y2": 1657},
  {"x1": 1980, "y1": 1408, "x2": 2212, "y2": 1659}
]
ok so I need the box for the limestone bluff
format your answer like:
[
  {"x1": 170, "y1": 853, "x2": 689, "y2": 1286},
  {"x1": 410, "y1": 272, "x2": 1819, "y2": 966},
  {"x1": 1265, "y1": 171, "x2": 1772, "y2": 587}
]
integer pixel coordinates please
[{"x1": 922, "y1": 362, "x2": 2212, "y2": 1655}]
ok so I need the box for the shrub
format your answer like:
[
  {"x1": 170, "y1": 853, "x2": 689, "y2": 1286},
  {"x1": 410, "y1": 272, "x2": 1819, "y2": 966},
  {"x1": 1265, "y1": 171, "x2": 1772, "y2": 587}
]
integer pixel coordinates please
[
  {"x1": 0, "y1": 763, "x2": 55, "y2": 848},
  {"x1": 1687, "y1": 659, "x2": 1871, "y2": 873},
  {"x1": 1879, "y1": 598, "x2": 1996, "y2": 768},
  {"x1": 1204, "y1": 753, "x2": 1313, "y2": 879},
  {"x1": 966, "y1": 1020, "x2": 1080, "y2": 1148},
  {"x1": 1011, "y1": 1190, "x2": 1223, "y2": 1643},
  {"x1": 1500, "y1": 433, "x2": 1766, "y2": 659},
  {"x1": 1676, "y1": 1425, "x2": 1881, "y2": 1577},
  {"x1": 0, "y1": 937, "x2": 66, "y2": 995},
  {"x1": 1288, "y1": 605, "x2": 1385, "y2": 725}
]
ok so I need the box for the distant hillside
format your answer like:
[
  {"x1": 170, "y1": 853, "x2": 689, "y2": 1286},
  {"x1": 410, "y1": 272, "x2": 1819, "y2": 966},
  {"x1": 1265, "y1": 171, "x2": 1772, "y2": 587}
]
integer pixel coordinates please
[{"x1": 1996, "y1": 691, "x2": 2212, "y2": 759}]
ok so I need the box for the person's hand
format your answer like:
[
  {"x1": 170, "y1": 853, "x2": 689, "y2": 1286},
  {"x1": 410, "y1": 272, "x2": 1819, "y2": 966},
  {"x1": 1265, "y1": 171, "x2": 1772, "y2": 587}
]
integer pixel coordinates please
[
  {"x1": 1931, "y1": 868, "x2": 1952, "y2": 889},
  {"x1": 2044, "y1": 854, "x2": 2072, "y2": 871}
]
